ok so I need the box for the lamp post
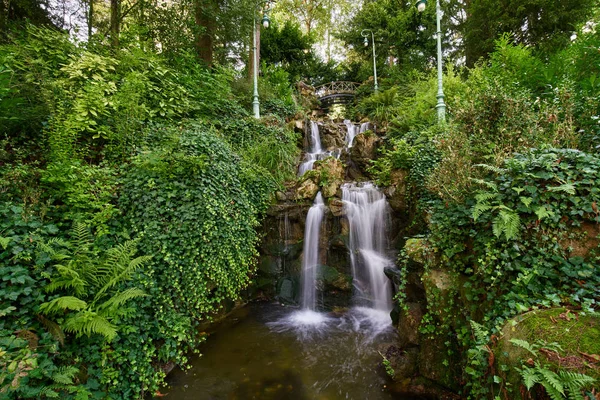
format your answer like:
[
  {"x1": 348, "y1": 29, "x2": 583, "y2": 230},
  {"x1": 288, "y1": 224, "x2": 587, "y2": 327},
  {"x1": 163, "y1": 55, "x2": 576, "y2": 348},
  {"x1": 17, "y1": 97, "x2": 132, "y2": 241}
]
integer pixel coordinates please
[
  {"x1": 361, "y1": 29, "x2": 378, "y2": 92},
  {"x1": 416, "y1": 0, "x2": 446, "y2": 122},
  {"x1": 252, "y1": 1, "x2": 273, "y2": 119}
]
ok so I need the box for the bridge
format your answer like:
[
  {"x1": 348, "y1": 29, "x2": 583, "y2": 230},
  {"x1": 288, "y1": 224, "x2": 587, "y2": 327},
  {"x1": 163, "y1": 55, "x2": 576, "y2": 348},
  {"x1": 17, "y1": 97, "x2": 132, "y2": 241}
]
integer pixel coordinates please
[{"x1": 314, "y1": 81, "x2": 361, "y2": 109}]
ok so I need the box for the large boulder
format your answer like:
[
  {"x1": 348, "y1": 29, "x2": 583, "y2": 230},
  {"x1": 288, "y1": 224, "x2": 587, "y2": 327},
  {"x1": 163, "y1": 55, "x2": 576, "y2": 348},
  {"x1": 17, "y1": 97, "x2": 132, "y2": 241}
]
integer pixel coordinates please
[
  {"x1": 296, "y1": 177, "x2": 319, "y2": 200},
  {"x1": 319, "y1": 121, "x2": 346, "y2": 150},
  {"x1": 385, "y1": 169, "x2": 409, "y2": 212},
  {"x1": 314, "y1": 157, "x2": 344, "y2": 198},
  {"x1": 350, "y1": 132, "x2": 379, "y2": 173}
]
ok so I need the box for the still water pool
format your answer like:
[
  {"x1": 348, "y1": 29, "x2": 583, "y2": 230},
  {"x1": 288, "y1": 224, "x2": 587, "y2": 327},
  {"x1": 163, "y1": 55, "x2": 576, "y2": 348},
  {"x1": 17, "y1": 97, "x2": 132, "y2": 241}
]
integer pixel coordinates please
[{"x1": 164, "y1": 303, "x2": 415, "y2": 400}]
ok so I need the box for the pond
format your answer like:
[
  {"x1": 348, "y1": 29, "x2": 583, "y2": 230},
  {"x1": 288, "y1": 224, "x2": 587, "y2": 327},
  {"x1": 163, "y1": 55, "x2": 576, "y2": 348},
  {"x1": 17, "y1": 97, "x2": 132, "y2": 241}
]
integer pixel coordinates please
[{"x1": 165, "y1": 303, "x2": 420, "y2": 400}]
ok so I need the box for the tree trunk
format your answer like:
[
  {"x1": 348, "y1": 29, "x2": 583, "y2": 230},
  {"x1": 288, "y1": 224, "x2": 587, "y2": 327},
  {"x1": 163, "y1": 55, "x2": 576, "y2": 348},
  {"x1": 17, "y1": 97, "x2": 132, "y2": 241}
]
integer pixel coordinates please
[
  {"x1": 110, "y1": 0, "x2": 119, "y2": 48},
  {"x1": 88, "y1": 0, "x2": 93, "y2": 41},
  {"x1": 194, "y1": 0, "x2": 217, "y2": 66},
  {"x1": 0, "y1": 0, "x2": 6, "y2": 36}
]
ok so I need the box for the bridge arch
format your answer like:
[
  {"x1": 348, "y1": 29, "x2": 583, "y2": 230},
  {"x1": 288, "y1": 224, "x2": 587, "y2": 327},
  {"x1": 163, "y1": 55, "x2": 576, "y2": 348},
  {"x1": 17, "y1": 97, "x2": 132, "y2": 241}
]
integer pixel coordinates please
[{"x1": 314, "y1": 81, "x2": 361, "y2": 109}]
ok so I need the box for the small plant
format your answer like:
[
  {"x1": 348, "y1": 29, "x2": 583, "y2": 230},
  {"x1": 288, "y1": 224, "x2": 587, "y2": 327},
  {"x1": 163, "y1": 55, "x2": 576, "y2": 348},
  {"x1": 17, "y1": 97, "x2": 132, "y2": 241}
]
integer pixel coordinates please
[{"x1": 378, "y1": 351, "x2": 395, "y2": 378}]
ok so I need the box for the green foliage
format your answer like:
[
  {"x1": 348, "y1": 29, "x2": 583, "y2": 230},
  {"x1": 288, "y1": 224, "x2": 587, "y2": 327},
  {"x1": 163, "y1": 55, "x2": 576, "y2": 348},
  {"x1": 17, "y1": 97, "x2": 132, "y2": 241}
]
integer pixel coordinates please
[
  {"x1": 511, "y1": 339, "x2": 596, "y2": 400},
  {"x1": 422, "y1": 148, "x2": 600, "y2": 398},
  {"x1": 39, "y1": 223, "x2": 150, "y2": 341}
]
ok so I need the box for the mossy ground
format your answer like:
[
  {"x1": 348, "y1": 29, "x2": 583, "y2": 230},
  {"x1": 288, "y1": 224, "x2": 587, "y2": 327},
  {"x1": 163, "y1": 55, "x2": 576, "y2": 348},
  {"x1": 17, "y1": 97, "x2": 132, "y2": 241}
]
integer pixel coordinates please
[{"x1": 495, "y1": 308, "x2": 600, "y2": 398}]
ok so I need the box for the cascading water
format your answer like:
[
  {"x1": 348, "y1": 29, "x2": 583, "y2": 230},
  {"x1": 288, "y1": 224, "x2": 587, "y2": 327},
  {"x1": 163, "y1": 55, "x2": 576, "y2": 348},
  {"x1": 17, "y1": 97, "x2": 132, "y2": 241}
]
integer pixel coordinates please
[
  {"x1": 344, "y1": 120, "x2": 359, "y2": 149},
  {"x1": 299, "y1": 121, "x2": 324, "y2": 176},
  {"x1": 300, "y1": 192, "x2": 325, "y2": 310},
  {"x1": 342, "y1": 182, "x2": 393, "y2": 313}
]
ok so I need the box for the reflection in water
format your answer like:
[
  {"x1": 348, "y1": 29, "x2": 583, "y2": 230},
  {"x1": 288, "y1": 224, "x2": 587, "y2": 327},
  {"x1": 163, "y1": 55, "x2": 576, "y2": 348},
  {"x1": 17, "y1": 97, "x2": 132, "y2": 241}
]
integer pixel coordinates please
[{"x1": 165, "y1": 304, "x2": 400, "y2": 400}]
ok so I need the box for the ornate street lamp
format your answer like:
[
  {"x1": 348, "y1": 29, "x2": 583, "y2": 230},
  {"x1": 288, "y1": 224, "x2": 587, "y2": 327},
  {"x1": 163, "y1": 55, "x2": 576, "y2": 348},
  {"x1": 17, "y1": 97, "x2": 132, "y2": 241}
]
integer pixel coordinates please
[
  {"x1": 416, "y1": 0, "x2": 446, "y2": 122},
  {"x1": 252, "y1": 1, "x2": 273, "y2": 119},
  {"x1": 361, "y1": 29, "x2": 378, "y2": 92}
]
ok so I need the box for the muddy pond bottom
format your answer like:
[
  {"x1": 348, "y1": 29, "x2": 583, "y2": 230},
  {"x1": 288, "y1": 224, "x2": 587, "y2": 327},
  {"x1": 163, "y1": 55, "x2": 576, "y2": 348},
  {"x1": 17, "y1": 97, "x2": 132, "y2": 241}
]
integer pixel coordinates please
[{"x1": 165, "y1": 303, "x2": 411, "y2": 400}]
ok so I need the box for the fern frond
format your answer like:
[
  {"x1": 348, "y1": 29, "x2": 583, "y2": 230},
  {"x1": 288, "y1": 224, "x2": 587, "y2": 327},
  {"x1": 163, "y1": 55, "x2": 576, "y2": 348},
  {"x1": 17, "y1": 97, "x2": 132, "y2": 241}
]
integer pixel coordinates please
[
  {"x1": 40, "y1": 296, "x2": 88, "y2": 315},
  {"x1": 559, "y1": 370, "x2": 595, "y2": 399},
  {"x1": 493, "y1": 210, "x2": 521, "y2": 240},
  {"x1": 474, "y1": 163, "x2": 508, "y2": 174},
  {"x1": 71, "y1": 222, "x2": 93, "y2": 257},
  {"x1": 472, "y1": 203, "x2": 493, "y2": 221},
  {"x1": 509, "y1": 338, "x2": 538, "y2": 356},
  {"x1": 96, "y1": 288, "x2": 147, "y2": 316},
  {"x1": 94, "y1": 255, "x2": 151, "y2": 302},
  {"x1": 469, "y1": 320, "x2": 489, "y2": 343},
  {"x1": 51, "y1": 366, "x2": 79, "y2": 385},
  {"x1": 38, "y1": 314, "x2": 66, "y2": 346},
  {"x1": 45, "y1": 264, "x2": 86, "y2": 296},
  {"x1": 518, "y1": 366, "x2": 541, "y2": 390},
  {"x1": 470, "y1": 178, "x2": 498, "y2": 190},
  {"x1": 537, "y1": 364, "x2": 565, "y2": 398},
  {"x1": 94, "y1": 240, "x2": 139, "y2": 287},
  {"x1": 63, "y1": 310, "x2": 117, "y2": 341}
]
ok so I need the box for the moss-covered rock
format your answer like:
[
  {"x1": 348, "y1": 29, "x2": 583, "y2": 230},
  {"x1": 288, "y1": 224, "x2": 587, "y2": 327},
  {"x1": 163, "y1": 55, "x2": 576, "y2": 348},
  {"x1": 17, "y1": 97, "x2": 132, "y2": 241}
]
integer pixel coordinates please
[
  {"x1": 314, "y1": 157, "x2": 344, "y2": 198},
  {"x1": 495, "y1": 308, "x2": 600, "y2": 399},
  {"x1": 296, "y1": 177, "x2": 319, "y2": 200},
  {"x1": 404, "y1": 238, "x2": 436, "y2": 266}
]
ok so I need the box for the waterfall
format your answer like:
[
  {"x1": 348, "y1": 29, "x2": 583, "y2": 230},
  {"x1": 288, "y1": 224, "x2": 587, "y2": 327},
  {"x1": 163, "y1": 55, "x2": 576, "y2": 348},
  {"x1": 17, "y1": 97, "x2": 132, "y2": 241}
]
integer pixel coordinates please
[
  {"x1": 344, "y1": 120, "x2": 359, "y2": 149},
  {"x1": 300, "y1": 192, "x2": 326, "y2": 310},
  {"x1": 342, "y1": 183, "x2": 393, "y2": 312},
  {"x1": 299, "y1": 121, "x2": 324, "y2": 176}
]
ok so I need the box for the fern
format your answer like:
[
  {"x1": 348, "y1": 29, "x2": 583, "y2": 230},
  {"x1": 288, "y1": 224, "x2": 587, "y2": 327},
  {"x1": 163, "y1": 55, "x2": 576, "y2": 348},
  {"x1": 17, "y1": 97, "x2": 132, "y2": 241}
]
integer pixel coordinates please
[
  {"x1": 63, "y1": 310, "x2": 118, "y2": 340},
  {"x1": 470, "y1": 320, "x2": 489, "y2": 343},
  {"x1": 510, "y1": 338, "x2": 538, "y2": 357},
  {"x1": 38, "y1": 223, "x2": 149, "y2": 341},
  {"x1": 40, "y1": 296, "x2": 88, "y2": 314},
  {"x1": 0, "y1": 236, "x2": 12, "y2": 250},
  {"x1": 492, "y1": 209, "x2": 521, "y2": 240},
  {"x1": 474, "y1": 163, "x2": 508, "y2": 174}
]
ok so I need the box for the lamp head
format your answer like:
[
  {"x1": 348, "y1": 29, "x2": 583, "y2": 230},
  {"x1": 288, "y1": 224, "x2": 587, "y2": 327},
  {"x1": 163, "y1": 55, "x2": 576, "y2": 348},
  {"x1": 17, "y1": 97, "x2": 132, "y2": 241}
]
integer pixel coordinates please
[
  {"x1": 416, "y1": 0, "x2": 427, "y2": 12},
  {"x1": 363, "y1": 37, "x2": 369, "y2": 47},
  {"x1": 262, "y1": 14, "x2": 270, "y2": 28}
]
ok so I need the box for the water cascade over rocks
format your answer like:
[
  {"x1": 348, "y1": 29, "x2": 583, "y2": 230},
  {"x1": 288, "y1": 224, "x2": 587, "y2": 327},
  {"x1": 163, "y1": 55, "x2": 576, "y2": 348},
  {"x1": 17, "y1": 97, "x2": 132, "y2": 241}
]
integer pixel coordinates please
[
  {"x1": 298, "y1": 121, "x2": 324, "y2": 175},
  {"x1": 300, "y1": 192, "x2": 326, "y2": 311},
  {"x1": 342, "y1": 182, "x2": 393, "y2": 312}
]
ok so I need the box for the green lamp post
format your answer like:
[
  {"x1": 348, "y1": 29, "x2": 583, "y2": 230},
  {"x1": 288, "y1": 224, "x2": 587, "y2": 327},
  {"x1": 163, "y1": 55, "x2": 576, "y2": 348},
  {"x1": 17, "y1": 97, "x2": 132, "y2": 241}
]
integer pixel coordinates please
[
  {"x1": 361, "y1": 29, "x2": 378, "y2": 92},
  {"x1": 252, "y1": 1, "x2": 273, "y2": 119},
  {"x1": 416, "y1": 0, "x2": 446, "y2": 122}
]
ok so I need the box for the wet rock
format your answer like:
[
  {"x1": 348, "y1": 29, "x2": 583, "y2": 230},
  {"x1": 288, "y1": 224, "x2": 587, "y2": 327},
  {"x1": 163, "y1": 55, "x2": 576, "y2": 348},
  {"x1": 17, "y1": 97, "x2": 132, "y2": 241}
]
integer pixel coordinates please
[
  {"x1": 385, "y1": 346, "x2": 419, "y2": 380},
  {"x1": 350, "y1": 132, "x2": 379, "y2": 173},
  {"x1": 275, "y1": 191, "x2": 287, "y2": 202},
  {"x1": 296, "y1": 178, "x2": 319, "y2": 200},
  {"x1": 319, "y1": 264, "x2": 352, "y2": 292},
  {"x1": 495, "y1": 308, "x2": 600, "y2": 399},
  {"x1": 320, "y1": 121, "x2": 346, "y2": 150},
  {"x1": 314, "y1": 157, "x2": 344, "y2": 198},
  {"x1": 418, "y1": 336, "x2": 462, "y2": 392},
  {"x1": 405, "y1": 238, "x2": 435, "y2": 265},
  {"x1": 396, "y1": 302, "x2": 424, "y2": 348},
  {"x1": 328, "y1": 198, "x2": 344, "y2": 217},
  {"x1": 385, "y1": 169, "x2": 409, "y2": 212}
]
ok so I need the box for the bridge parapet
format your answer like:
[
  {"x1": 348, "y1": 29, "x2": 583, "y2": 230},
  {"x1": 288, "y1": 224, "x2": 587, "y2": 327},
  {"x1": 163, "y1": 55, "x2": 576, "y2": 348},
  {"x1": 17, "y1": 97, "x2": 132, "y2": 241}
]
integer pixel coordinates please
[{"x1": 314, "y1": 81, "x2": 362, "y2": 109}]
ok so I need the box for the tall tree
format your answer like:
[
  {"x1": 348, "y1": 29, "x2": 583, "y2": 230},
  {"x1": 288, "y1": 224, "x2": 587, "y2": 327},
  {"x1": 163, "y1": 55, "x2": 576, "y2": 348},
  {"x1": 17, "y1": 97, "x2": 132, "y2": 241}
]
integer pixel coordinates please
[
  {"x1": 194, "y1": 0, "x2": 218, "y2": 65},
  {"x1": 110, "y1": 0, "x2": 119, "y2": 47}
]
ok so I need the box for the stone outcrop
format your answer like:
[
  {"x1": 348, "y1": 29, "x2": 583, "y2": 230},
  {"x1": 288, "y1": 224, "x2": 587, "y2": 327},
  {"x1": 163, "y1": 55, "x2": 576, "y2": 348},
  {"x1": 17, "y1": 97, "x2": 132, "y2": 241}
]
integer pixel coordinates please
[
  {"x1": 314, "y1": 157, "x2": 344, "y2": 198},
  {"x1": 350, "y1": 132, "x2": 379, "y2": 173}
]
